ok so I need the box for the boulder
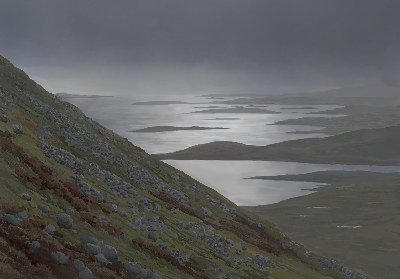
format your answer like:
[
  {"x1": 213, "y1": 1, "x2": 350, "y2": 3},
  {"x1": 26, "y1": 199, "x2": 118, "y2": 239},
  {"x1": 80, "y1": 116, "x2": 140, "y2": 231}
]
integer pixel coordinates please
[
  {"x1": 56, "y1": 213, "x2": 73, "y2": 229},
  {"x1": 73, "y1": 259, "x2": 86, "y2": 272},
  {"x1": 51, "y1": 251, "x2": 69, "y2": 264},
  {"x1": 21, "y1": 193, "x2": 31, "y2": 201},
  {"x1": 79, "y1": 267, "x2": 93, "y2": 279},
  {"x1": 43, "y1": 225, "x2": 57, "y2": 235},
  {"x1": 101, "y1": 244, "x2": 118, "y2": 262},
  {"x1": 3, "y1": 214, "x2": 21, "y2": 225},
  {"x1": 16, "y1": 211, "x2": 28, "y2": 220},
  {"x1": 94, "y1": 253, "x2": 111, "y2": 266},
  {"x1": 37, "y1": 203, "x2": 50, "y2": 214},
  {"x1": 148, "y1": 230, "x2": 158, "y2": 242},
  {"x1": 124, "y1": 261, "x2": 143, "y2": 276},
  {"x1": 85, "y1": 243, "x2": 101, "y2": 256},
  {"x1": 12, "y1": 124, "x2": 23, "y2": 134},
  {"x1": 30, "y1": 241, "x2": 41, "y2": 252}
]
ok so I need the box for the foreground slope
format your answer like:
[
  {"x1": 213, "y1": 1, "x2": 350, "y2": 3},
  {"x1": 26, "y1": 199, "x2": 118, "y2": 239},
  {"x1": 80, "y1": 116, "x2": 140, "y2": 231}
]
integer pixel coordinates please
[
  {"x1": 156, "y1": 125, "x2": 400, "y2": 165},
  {"x1": 0, "y1": 55, "x2": 359, "y2": 278}
]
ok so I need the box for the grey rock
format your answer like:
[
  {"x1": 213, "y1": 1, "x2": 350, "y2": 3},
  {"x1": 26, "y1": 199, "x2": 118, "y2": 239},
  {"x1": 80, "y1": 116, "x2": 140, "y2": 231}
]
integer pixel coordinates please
[
  {"x1": 148, "y1": 230, "x2": 158, "y2": 242},
  {"x1": 12, "y1": 124, "x2": 23, "y2": 134},
  {"x1": 43, "y1": 224, "x2": 56, "y2": 235},
  {"x1": 0, "y1": 115, "x2": 8, "y2": 123},
  {"x1": 30, "y1": 241, "x2": 41, "y2": 252},
  {"x1": 85, "y1": 243, "x2": 101, "y2": 256},
  {"x1": 120, "y1": 211, "x2": 128, "y2": 217},
  {"x1": 110, "y1": 204, "x2": 118, "y2": 212},
  {"x1": 94, "y1": 253, "x2": 111, "y2": 265},
  {"x1": 80, "y1": 235, "x2": 100, "y2": 246},
  {"x1": 37, "y1": 203, "x2": 50, "y2": 214},
  {"x1": 101, "y1": 244, "x2": 118, "y2": 262},
  {"x1": 56, "y1": 213, "x2": 73, "y2": 229},
  {"x1": 73, "y1": 259, "x2": 86, "y2": 272},
  {"x1": 21, "y1": 193, "x2": 31, "y2": 201},
  {"x1": 202, "y1": 207, "x2": 213, "y2": 217},
  {"x1": 146, "y1": 270, "x2": 161, "y2": 279},
  {"x1": 124, "y1": 261, "x2": 143, "y2": 276},
  {"x1": 3, "y1": 214, "x2": 21, "y2": 225},
  {"x1": 66, "y1": 207, "x2": 74, "y2": 215},
  {"x1": 79, "y1": 267, "x2": 93, "y2": 279},
  {"x1": 51, "y1": 251, "x2": 69, "y2": 264},
  {"x1": 16, "y1": 210, "x2": 28, "y2": 220}
]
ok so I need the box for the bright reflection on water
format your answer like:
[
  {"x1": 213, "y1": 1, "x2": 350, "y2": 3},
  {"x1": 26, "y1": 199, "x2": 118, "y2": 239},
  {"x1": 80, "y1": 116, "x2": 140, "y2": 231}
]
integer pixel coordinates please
[
  {"x1": 67, "y1": 95, "x2": 343, "y2": 153},
  {"x1": 63, "y1": 94, "x2": 392, "y2": 206},
  {"x1": 164, "y1": 160, "x2": 400, "y2": 206}
]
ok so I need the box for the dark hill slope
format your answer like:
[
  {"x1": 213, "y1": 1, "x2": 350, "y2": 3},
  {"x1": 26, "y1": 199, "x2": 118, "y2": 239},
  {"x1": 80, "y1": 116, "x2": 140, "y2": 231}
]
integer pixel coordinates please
[
  {"x1": 0, "y1": 55, "x2": 357, "y2": 278},
  {"x1": 156, "y1": 125, "x2": 400, "y2": 165}
]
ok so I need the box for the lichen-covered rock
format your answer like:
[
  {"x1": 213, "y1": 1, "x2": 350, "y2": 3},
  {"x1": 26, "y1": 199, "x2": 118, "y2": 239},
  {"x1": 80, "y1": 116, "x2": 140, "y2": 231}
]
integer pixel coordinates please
[{"x1": 56, "y1": 213, "x2": 73, "y2": 229}]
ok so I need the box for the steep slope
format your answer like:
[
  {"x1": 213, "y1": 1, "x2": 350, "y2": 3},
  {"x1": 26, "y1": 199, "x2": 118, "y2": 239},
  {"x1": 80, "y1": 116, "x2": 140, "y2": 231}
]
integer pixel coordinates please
[
  {"x1": 0, "y1": 55, "x2": 362, "y2": 278},
  {"x1": 156, "y1": 125, "x2": 400, "y2": 165}
]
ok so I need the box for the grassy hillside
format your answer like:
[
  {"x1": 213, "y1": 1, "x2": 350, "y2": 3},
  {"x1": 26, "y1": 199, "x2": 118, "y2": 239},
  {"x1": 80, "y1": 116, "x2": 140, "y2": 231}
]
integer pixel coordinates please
[
  {"x1": 244, "y1": 171, "x2": 400, "y2": 279},
  {"x1": 156, "y1": 125, "x2": 400, "y2": 166},
  {"x1": 0, "y1": 55, "x2": 360, "y2": 278}
]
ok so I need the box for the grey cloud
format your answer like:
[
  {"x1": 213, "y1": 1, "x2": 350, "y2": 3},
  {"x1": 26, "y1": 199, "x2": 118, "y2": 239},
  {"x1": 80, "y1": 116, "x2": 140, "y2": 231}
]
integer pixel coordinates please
[{"x1": 1, "y1": 0, "x2": 400, "y2": 95}]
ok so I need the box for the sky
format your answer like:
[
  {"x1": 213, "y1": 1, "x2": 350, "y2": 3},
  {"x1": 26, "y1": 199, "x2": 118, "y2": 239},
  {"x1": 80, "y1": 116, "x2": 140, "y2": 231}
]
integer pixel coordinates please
[{"x1": 1, "y1": 0, "x2": 400, "y2": 96}]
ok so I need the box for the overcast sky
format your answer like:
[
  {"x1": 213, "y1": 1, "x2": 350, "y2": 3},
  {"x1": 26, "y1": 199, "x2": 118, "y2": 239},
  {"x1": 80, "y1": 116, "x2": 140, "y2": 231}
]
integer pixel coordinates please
[{"x1": 1, "y1": 0, "x2": 399, "y2": 95}]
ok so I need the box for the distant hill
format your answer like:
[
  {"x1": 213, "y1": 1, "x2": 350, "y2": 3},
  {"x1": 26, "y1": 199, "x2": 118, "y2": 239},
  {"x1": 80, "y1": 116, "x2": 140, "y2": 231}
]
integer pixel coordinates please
[{"x1": 156, "y1": 125, "x2": 400, "y2": 165}]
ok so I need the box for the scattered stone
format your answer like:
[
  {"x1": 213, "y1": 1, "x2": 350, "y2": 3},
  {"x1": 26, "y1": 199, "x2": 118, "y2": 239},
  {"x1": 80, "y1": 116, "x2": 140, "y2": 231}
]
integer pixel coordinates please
[
  {"x1": 51, "y1": 251, "x2": 69, "y2": 264},
  {"x1": 148, "y1": 230, "x2": 158, "y2": 242},
  {"x1": 56, "y1": 213, "x2": 73, "y2": 229},
  {"x1": 66, "y1": 207, "x2": 74, "y2": 215},
  {"x1": 43, "y1": 224, "x2": 57, "y2": 235},
  {"x1": 21, "y1": 193, "x2": 31, "y2": 201},
  {"x1": 202, "y1": 207, "x2": 213, "y2": 217},
  {"x1": 12, "y1": 124, "x2": 23, "y2": 134},
  {"x1": 120, "y1": 211, "x2": 128, "y2": 217},
  {"x1": 3, "y1": 214, "x2": 21, "y2": 225},
  {"x1": 110, "y1": 204, "x2": 118, "y2": 212},
  {"x1": 79, "y1": 267, "x2": 93, "y2": 279},
  {"x1": 37, "y1": 203, "x2": 50, "y2": 214},
  {"x1": 73, "y1": 259, "x2": 86, "y2": 272},
  {"x1": 95, "y1": 253, "x2": 111, "y2": 265},
  {"x1": 124, "y1": 261, "x2": 144, "y2": 276},
  {"x1": 30, "y1": 241, "x2": 41, "y2": 252},
  {"x1": 16, "y1": 210, "x2": 28, "y2": 220},
  {"x1": 101, "y1": 244, "x2": 118, "y2": 262},
  {"x1": 85, "y1": 243, "x2": 101, "y2": 256},
  {"x1": 80, "y1": 235, "x2": 100, "y2": 246},
  {"x1": 0, "y1": 115, "x2": 8, "y2": 123}
]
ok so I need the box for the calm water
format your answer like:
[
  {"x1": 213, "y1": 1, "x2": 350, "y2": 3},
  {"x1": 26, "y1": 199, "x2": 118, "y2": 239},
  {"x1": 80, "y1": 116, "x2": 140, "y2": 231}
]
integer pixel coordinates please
[
  {"x1": 164, "y1": 160, "x2": 400, "y2": 205},
  {"x1": 64, "y1": 94, "x2": 399, "y2": 206},
  {"x1": 67, "y1": 95, "x2": 342, "y2": 153}
]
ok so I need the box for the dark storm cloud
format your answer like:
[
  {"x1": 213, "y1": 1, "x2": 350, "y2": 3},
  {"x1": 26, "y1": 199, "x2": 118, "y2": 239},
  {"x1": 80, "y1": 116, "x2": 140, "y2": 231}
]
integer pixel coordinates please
[{"x1": 1, "y1": 0, "x2": 400, "y2": 94}]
